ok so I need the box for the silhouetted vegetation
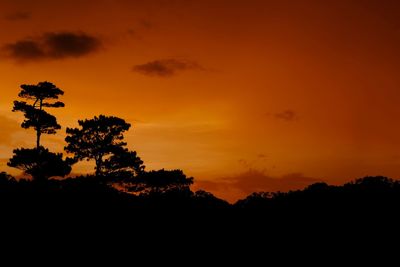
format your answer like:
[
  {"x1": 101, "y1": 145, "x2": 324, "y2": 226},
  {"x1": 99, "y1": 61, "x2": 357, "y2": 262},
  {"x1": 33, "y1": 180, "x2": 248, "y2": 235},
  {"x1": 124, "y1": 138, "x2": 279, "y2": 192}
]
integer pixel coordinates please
[
  {"x1": 1, "y1": 171, "x2": 400, "y2": 213},
  {"x1": 65, "y1": 115, "x2": 143, "y2": 177},
  {"x1": 126, "y1": 169, "x2": 193, "y2": 195},
  {"x1": 13, "y1": 81, "x2": 64, "y2": 149},
  {"x1": 8, "y1": 82, "x2": 72, "y2": 181},
  {"x1": 2, "y1": 82, "x2": 400, "y2": 216},
  {"x1": 234, "y1": 176, "x2": 400, "y2": 216},
  {"x1": 7, "y1": 147, "x2": 72, "y2": 181}
]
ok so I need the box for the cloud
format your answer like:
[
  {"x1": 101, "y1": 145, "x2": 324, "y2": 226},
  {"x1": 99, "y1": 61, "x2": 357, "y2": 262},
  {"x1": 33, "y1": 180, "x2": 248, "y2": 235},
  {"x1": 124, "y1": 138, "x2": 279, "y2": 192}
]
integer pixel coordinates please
[
  {"x1": 195, "y1": 169, "x2": 322, "y2": 202},
  {"x1": 133, "y1": 59, "x2": 203, "y2": 77},
  {"x1": 230, "y1": 170, "x2": 320, "y2": 193},
  {"x1": 4, "y1": 40, "x2": 44, "y2": 60},
  {"x1": 274, "y1": 110, "x2": 297, "y2": 121},
  {"x1": 44, "y1": 32, "x2": 101, "y2": 58},
  {"x1": 4, "y1": 11, "x2": 31, "y2": 21},
  {"x1": 2, "y1": 31, "x2": 102, "y2": 62}
]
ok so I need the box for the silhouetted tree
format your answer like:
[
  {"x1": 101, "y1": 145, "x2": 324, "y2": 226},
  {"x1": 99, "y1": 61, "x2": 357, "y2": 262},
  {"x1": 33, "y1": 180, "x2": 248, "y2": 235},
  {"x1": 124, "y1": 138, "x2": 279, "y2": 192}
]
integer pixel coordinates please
[
  {"x1": 12, "y1": 81, "x2": 65, "y2": 149},
  {"x1": 349, "y1": 176, "x2": 396, "y2": 189},
  {"x1": 103, "y1": 147, "x2": 145, "y2": 179},
  {"x1": 128, "y1": 169, "x2": 193, "y2": 195},
  {"x1": 7, "y1": 81, "x2": 71, "y2": 181},
  {"x1": 7, "y1": 147, "x2": 72, "y2": 181},
  {"x1": 65, "y1": 115, "x2": 136, "y2": 176}
]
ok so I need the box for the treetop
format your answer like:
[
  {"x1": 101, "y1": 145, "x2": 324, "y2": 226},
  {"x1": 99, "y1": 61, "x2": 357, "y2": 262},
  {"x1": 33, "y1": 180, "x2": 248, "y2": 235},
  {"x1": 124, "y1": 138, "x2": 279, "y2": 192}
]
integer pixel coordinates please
[{"x1": 19, "y1": 81, "x2": 64, "y2": 100}]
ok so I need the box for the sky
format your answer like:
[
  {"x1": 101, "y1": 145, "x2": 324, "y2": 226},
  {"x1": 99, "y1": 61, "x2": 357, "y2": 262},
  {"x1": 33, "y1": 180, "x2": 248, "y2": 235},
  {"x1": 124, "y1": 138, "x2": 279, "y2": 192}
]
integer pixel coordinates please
[{"x1": 1, "y1": 0, "x2": 400, "y2": 202}]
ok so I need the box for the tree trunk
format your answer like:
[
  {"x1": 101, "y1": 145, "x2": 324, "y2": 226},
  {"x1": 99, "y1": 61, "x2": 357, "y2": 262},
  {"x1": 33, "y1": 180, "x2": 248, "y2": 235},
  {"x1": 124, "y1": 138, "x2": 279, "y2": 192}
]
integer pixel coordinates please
[
  {"x1": 36, "y1": 131, "x2": 41, "y2": 150},
  {"x1": 36, "y1": 99, "x2": 43, "y2": 149},
  {"x1": 95, "y1": 155, "x2": 103, "y2": 176}
]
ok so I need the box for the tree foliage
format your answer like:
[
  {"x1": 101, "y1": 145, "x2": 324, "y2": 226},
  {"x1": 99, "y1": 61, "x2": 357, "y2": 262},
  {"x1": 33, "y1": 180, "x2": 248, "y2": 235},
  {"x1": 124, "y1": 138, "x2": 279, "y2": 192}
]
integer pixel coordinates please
[
  {"x1": 103, "y1": 147, "x2": 145, "y2": 179},
  {"x1": 12, "y1": 81, "x2": 65, "y2": 148},
  {"x1": 65, "y1": 115, "x2": 140, "y2": 176},
  {"x1": 7, "y1": 147, "x2": 72, "y2": 181}
]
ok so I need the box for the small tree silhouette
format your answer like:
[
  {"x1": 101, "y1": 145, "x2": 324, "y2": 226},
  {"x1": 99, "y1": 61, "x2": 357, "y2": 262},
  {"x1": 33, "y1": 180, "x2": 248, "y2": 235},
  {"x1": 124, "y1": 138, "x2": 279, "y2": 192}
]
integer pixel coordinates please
[
  {"x1": 65, "y1": 115, "x2": 142, "y2": 177},
  {"x1": 12, "y1": 81, "x2": 65, "y2": 149},
  {"x1": 8, "y1": 147, "x2": 72, "y2": 181}
]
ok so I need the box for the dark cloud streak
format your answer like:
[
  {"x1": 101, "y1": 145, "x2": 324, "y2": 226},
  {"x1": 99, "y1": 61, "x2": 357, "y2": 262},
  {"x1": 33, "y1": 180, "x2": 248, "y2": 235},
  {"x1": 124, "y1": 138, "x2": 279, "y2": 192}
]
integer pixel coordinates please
[
  {"x1": 4, "y1": 11, "x2": 31, "y2": 21},
  {"x1": 44, "y1": 32, "x2": 101, "y2": 58},
  {"x1": 133, "y1": 59, "x2": 203, "y2": 77},
  {"x1": 4, "y1": 40, "x2": 44, "y2": 60},
  {"x1": 2, "y1": 32, "x2": 102, "y2": 62}
]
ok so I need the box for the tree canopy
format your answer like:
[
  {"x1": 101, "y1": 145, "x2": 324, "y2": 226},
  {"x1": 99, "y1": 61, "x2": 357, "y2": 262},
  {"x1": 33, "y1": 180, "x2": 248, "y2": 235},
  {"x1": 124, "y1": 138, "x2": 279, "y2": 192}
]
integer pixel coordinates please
[
  {"x1": 103, "y1": 147, "x2": 145, "y2": 179},
  {"x1": 65, "y1": 115, "x2": 142, "y2": 177},
  {"x1": 8, "y1": 147, "x2": 72, "y2": 181},
  {"x1": 12, "y1": 81, "x2": 65, "y2": 148}
]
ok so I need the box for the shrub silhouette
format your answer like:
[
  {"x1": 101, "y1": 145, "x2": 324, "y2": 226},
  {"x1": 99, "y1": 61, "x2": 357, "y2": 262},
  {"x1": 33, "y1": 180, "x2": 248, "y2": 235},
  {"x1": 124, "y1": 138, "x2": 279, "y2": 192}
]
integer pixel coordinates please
[{"x1": 127, "y1": 169, "x2": 194, "y2": 195}]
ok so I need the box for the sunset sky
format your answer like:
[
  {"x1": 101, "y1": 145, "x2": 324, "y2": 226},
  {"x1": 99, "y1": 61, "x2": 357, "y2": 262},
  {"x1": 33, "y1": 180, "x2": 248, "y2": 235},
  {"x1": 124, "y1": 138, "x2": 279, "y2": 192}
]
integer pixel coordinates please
[{"x1": 1, "y1": 0, "x2": 400, "y2": 201}]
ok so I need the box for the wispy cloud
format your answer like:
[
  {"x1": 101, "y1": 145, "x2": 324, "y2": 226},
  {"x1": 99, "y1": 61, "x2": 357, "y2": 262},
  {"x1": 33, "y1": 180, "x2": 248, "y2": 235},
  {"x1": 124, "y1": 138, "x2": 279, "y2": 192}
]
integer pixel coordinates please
[
  {"x1": 133, "y1": 59, "x2": 203, "y2": 77},
  {"x1": 4, "y1": 11, "x2": 31, "y2": 21}
]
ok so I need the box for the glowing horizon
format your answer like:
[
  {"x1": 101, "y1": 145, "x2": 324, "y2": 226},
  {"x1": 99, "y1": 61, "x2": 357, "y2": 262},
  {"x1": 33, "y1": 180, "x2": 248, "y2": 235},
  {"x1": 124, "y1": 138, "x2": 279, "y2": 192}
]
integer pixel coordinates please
[{"x1": 1, "y1": 0, "x2": 400, "y2": 202}]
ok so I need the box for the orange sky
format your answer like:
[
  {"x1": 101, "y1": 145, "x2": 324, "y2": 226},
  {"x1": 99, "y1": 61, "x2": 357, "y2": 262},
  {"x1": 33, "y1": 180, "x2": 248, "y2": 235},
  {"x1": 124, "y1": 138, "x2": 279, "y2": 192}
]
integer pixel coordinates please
[{"x1": 1, "y1": 0, "x2": 400, "y2": 202}]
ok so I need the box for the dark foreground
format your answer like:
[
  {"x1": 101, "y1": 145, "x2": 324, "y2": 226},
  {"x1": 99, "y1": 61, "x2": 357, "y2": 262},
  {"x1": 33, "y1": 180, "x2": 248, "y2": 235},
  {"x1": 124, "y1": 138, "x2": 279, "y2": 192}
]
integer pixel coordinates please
[
  {"x1": 1, "y1": 174, "x2": 399, "y2": 262},
  {"x1": 2, "y1": 174, "x2": 400, "y2": 220}
]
